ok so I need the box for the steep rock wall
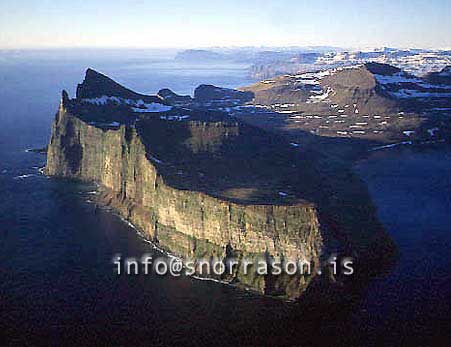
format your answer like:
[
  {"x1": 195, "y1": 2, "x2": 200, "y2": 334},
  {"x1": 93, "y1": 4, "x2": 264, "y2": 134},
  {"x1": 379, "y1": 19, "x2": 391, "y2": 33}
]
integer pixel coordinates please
[{"x1": 46, "y1": 107, "x2": 326, "y2": 298}]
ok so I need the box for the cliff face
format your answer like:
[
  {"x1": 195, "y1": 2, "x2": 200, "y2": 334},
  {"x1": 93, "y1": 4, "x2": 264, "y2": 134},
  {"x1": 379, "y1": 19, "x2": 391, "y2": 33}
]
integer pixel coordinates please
[
  {"x1": 46, "y1": 107, "x2": 325, "y2": 298},
  {"x1": 45, "y1": 69, "x2": 395, "y2": 299}
]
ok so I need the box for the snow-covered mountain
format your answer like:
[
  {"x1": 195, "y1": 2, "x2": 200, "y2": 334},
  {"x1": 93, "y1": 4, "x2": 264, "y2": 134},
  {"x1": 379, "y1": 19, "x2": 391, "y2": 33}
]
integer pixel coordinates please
[{"x1": 249, "y1": 48, "x2": 451, "y2": 79}]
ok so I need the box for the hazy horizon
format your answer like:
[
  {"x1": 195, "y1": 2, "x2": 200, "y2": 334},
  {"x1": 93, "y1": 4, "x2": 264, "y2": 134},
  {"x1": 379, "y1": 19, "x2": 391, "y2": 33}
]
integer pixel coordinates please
[
  {"x1": 1, "y1": 0, "x2": 449, "y2": 50},
  {"x1": 0, "y1": 45, "x2": 449, "y2": 52}
]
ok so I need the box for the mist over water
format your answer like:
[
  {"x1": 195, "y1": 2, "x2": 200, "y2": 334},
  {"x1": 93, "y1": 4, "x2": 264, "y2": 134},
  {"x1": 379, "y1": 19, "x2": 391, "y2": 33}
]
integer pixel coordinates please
[{"x1": 0, "y1": 49, "x2": 449, "y2": 345}]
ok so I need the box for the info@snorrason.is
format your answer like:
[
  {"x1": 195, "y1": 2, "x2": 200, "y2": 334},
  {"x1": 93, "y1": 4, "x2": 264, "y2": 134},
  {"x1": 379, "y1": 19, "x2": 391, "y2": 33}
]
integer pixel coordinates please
[{"x1": 112, "y1": 254, "x2": 354, "y2": 277}]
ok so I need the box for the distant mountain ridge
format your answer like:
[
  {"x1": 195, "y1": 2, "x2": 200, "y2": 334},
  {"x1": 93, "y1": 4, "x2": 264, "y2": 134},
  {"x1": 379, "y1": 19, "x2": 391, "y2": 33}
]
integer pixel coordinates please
[
  {"x1": 240, "y1": 62, "x2": 451, "y2": 141},
  {"x1": 175, "y1": 49, "x2": 228, "y2": 62}
]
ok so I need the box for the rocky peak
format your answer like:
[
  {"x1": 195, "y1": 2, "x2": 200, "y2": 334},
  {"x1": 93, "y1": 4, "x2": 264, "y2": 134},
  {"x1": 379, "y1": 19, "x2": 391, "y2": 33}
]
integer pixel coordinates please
[
  {"x1": 425, "y1": 65, "x2": 451, "y2": 85},
  {"x1": 364, "y1": 62, "x2": 401, "y2": 76},
  {"x1": 157, "y1": 88, "x2": 193, "y2": 106},
  {"x1": 61, "y1": 89, "x2": 70, "y2": 104},
  {"x1": 76, "y1": 68, "x2": 161, "y2": 103},
  {"x1": 322, "y1": 65, "x2": 378, "y2": 90},
  {"x1": 59, "y1": 90, "x2": 70, "y2": 111},
  {"x1": 441, "y1": 66, "x2": 451, "y2": 75},
  {"x1": 194, "y1": 84, "x2": 254, "y2": 103},
  {"x1": 157, "y1": 88, "x2": 178, "y2": 98}
]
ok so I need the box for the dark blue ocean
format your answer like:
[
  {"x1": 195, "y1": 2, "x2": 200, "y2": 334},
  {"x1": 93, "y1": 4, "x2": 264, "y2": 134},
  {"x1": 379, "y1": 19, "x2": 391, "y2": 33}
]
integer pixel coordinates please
[{"x1": 0, "y1": 49, "x2": 449, "y2": 346}]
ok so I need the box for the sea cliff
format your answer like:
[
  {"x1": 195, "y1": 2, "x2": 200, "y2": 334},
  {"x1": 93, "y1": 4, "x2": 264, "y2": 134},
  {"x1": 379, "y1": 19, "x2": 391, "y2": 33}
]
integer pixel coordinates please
[{"x1": 45, "y1": 69, "x2": 395, "y2": 299}]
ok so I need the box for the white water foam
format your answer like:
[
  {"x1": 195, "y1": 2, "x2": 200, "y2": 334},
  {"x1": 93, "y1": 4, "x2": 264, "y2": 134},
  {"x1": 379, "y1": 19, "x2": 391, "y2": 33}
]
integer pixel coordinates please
[{"x1": 14, "y1": 174, "x2": 37, "y2": 180}]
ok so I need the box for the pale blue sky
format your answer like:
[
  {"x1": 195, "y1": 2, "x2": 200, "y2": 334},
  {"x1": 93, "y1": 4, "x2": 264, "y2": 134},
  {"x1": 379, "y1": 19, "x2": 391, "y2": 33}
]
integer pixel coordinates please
[{"x1": 0, "y1": 0, "x2": 449, "y2": 49}]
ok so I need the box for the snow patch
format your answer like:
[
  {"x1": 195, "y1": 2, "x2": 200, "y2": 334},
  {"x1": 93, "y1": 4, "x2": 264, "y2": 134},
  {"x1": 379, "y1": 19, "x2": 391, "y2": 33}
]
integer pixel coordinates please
[
  {"x1": 370, "y1": 141, "x2": 413, "y2": 151},
  {"x1": 132, "y1": 103, "x2": 173, "y2": 113},
  {"x1": 81, "y1": 96, "x2": 172, "y2": 112},
  {"x1": 149, "y1": 155, "x2": 163, "y2": 164},
  {"x1": 427, "y1": 127, "x2": 439, "y2": 136},
  {"x1": 160, "y1": 115, "x2": 190, "y2": 121}
]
